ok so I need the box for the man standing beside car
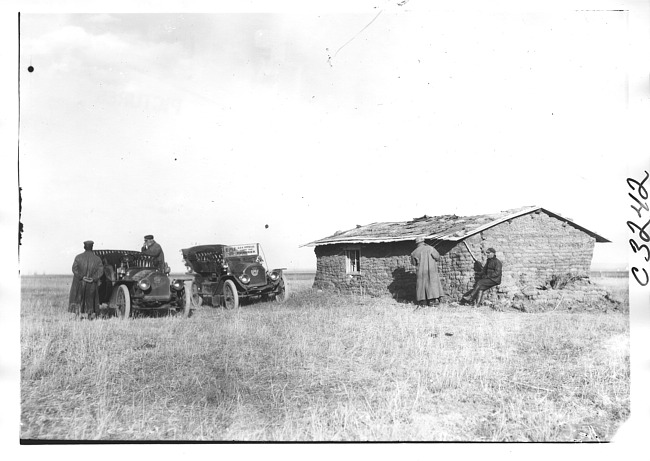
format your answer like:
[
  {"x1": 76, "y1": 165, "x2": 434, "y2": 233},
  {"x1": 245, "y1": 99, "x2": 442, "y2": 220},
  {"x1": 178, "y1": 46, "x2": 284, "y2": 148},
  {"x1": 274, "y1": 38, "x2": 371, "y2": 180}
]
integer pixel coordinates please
[
  {"x1": 141, "y1": 234, "x2": 165, "y2": 271},
  {"x1": 68, "y1": 240, "x2": 104, "y2": 319}
]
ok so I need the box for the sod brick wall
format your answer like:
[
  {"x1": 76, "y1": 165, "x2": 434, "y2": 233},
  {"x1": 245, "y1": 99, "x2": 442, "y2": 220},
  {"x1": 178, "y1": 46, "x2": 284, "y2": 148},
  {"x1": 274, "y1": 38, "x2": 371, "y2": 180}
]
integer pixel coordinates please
[{"x1": 313, "y1": 210, "x2": 596, "y2": 301}]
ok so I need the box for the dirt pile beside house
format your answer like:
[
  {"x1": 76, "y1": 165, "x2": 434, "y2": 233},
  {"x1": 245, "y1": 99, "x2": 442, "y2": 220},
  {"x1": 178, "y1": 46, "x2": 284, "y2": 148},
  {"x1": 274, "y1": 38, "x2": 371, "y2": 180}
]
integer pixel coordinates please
[{"x1": 492, "y1": 277, "x2": 626, "y2": 313}]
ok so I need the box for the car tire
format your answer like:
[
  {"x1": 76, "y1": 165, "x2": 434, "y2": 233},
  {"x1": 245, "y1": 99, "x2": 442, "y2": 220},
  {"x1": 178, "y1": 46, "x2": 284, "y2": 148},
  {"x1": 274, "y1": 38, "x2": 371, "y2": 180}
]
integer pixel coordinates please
[
  {"x1": 223, "y1": 279, "x2": 239, "y2": 310},
  {"x1": 191, "y1": 281, "x2": 203, "y2": 307},
  {"x1": 182, "y1": 280, "x2": 194, "y2": 317},
  {"x1": 275, "y1": 275, "x2": 289, "y2": 303},
  {"x1": 111, "y1": 284, "x2": 131, "y2": 319},
  {"x1": 180, "y1": 280, "x2": 202, "y2": 313}
]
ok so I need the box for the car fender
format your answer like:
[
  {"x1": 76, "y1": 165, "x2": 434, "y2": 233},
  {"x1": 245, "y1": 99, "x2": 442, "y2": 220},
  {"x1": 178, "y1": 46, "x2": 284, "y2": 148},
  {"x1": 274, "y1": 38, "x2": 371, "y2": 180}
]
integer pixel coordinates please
[{"x1": 218, "y1": 276, "x2": 246, "y2": 293}]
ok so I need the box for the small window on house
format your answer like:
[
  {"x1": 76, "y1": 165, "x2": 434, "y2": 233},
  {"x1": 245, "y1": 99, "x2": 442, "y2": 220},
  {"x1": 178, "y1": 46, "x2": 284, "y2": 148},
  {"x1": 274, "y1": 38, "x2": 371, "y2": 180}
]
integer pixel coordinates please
[{"x1": 346, "y1": 249, "x2": 360, "y2": 274}]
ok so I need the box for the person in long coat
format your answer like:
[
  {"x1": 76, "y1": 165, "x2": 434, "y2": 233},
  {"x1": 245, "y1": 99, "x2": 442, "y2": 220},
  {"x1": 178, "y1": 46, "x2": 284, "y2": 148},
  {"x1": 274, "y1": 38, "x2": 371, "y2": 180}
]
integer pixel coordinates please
[
  {"x1": 68, "y1": 240, "x2": 104, "y2": 318},
  {"x1": 410, "y1": 236, "x2": 444, "y2": 307},
  {"x1": 141, "y1": 234, "x2": 165, "y2": 271}
]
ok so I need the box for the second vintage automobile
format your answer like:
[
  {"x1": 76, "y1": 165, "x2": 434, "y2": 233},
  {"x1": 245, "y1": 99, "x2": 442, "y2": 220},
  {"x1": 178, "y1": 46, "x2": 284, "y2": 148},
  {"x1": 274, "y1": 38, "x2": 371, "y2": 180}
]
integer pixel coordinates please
[
  {"x1": 95, "y1": 249, "x2": 198, "y2": 318},
  {"x1": 181, "y1": 243, "x2": 289, "y2": 309}
]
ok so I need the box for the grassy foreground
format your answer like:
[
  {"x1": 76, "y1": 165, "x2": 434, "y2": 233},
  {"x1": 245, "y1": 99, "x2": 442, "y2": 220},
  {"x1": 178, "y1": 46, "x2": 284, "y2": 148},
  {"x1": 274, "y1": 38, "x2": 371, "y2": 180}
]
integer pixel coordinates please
[{"x1": 20, "y1": 275, "x2": 629, "y2": 441}]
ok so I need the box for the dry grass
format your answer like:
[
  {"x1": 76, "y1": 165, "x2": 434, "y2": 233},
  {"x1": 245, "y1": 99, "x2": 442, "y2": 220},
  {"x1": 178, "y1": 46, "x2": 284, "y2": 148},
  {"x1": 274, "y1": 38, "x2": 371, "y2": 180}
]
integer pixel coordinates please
[{"x1": 20, "y1": 275, "x2": 629, "y2": 441}]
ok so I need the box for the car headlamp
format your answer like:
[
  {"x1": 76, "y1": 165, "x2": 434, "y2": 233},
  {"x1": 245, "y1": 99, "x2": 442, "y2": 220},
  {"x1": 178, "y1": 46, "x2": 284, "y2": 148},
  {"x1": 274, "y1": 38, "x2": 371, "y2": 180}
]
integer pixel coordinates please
[
  {"x1": 171, "y1": 280, "x2": 184, "y2": 291},
  {"x1": 269, "y1": 271, "x2": 279, "y2": 281},
  {"x1": 138, "y1": 280, "x2": 151, "y2": 291},
  {"x1": 239, "y1": 274, "x2": 251, "y2": 284}
]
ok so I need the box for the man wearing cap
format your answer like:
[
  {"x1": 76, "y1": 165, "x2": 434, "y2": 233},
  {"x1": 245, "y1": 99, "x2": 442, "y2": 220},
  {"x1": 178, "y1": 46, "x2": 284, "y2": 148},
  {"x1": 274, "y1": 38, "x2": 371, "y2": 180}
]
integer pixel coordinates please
[
  {"x1": 141, "y1": 235, "x2": 165, "y2": 271},
  {"x1": 68, "y1": 240, "x2": 104, "y2": 319},
  {"x1": 461, "y1": 247, "x2": 502, "y2": 306},
  {"x1": 410, "y1": 236, "x2": 444, "y2": 307}
]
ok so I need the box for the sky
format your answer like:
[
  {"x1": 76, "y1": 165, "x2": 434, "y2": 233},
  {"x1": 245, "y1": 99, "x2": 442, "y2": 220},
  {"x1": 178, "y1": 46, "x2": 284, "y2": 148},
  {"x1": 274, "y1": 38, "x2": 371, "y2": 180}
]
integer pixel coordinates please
[
  {"x1": 12, "y1": 1, "x2": 650, "y2": 274},
  {"x1": 3, "y1": 1, "x2": 650, "y2": 453}
]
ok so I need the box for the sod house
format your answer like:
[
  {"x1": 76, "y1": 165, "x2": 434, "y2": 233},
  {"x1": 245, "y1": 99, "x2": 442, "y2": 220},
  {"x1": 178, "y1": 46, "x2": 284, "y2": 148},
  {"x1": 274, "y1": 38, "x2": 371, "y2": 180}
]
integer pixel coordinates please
[{"x1": 303, "y1": 206, "x2": 609, "y2": 303}]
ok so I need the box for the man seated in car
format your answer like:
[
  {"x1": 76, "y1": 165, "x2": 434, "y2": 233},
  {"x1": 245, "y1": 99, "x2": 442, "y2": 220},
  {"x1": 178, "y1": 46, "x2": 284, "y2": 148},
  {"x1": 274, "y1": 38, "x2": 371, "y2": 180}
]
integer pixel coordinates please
[{"x1": 141, "y1": 234, "x2": 166, "y2": 271}]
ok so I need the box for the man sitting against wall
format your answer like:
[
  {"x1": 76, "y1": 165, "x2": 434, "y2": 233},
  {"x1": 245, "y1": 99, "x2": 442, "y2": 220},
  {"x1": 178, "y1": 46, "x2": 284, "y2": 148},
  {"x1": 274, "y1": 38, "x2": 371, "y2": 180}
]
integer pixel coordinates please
[{"x1": 460, "y1": 247, "x2": 502, "y2": 307}]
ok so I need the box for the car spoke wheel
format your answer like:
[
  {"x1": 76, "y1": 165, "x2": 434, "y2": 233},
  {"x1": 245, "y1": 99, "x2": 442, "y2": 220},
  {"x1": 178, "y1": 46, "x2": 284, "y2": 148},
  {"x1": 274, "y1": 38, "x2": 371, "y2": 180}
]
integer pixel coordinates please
[
  {"x1": 181, "y1": 280, "x2": 202, "y2": 317},
  {"x1": 275, "y1": 275, "x2": 289, "y2": 303},
  {"x1": 111, "y1": 284, "x2": 131, "y2": 319},
  {"x1": 181, "y1": 280, "x2": 194, "y2": 317},
  {"x1": 191, "y1": 281, "x2": 202, "y2": 307},
  {"x1": 223, "y1": 279, "x2": 239, "y2": 310}
]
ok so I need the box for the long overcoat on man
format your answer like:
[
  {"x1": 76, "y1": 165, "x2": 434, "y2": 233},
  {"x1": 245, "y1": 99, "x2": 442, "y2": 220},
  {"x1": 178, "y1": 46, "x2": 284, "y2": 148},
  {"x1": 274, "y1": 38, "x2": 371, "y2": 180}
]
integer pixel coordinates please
[
  {"x1": 410, "y1": 242, "x2": 444, "y2": 301},
  {"x1": 142, "y1": 241, "x2": 165, "y2": 271},
  {"x1": 68, "y1": 250, "x2": 104, "y2": 315}
]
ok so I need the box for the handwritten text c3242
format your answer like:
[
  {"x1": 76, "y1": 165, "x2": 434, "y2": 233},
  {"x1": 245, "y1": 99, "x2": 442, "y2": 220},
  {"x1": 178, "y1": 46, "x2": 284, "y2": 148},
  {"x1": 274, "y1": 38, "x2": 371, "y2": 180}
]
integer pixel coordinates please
[{"x1": 627, "y1": 170, "x2": 650, "y2": 286}]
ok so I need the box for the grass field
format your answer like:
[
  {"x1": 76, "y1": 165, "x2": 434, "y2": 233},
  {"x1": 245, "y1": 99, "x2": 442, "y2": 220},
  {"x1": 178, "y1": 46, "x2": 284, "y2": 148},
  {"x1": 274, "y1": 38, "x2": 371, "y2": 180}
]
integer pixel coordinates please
[{"x1": 20, "y1": 274, "x2": 629, "y2": 441}]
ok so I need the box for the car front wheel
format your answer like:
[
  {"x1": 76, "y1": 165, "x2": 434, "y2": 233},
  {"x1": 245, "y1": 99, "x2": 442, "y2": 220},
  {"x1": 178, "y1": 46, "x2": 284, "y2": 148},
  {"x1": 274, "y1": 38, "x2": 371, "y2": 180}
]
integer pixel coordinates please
[
  {"x1": 275, "y1": 275, "x2": 289, "y2": 303},
  {"x1": 222, "y1": 279, "x2": 239, "y2": 310},
  {"x1": 190, "y1": 282, "x2": 203, "y2": 308},
  {"x1": 181, "y1": 280, "x2": 196, "y2": 317},
  {"x1": 111, "y1": 284, "x2": 131, "y2": 319}
]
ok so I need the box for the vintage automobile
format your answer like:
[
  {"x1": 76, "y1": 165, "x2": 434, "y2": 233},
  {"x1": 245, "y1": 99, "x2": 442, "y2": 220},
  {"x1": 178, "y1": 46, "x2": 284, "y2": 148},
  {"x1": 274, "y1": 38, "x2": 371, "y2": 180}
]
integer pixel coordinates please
[
  {"x1": 180, "y1": 243, "x2": 288, "y2": 309},
  {"x1": 95, "y1": 249, "x2": 199, "y2": 318}
]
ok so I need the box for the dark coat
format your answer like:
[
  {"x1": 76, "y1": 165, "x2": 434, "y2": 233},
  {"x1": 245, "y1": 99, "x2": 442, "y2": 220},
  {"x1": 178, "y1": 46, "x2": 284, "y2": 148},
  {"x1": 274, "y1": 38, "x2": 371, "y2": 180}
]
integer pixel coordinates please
[
  {"x1": 480, "y1": 257, "x2": 502, "y2": 284},
  {"x1": 68, "y1": 250, "x2": 104, "y2": 314},
  {"x1": 142, "y1": 241, "x2": 165, "y2": 270},
  {"x1": 471, "y1": 256, "x2": 503, "y2": 291},
  {"x1": 410, "y1": 243, "x2": 444, "y2": 301}
]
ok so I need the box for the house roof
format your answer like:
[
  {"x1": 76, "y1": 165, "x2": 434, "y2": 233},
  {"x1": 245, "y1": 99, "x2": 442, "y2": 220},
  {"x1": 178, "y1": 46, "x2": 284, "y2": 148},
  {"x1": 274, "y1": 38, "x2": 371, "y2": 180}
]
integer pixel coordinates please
[{"x1": 301, "y1": 206, "x2": 610, "y2": 247}]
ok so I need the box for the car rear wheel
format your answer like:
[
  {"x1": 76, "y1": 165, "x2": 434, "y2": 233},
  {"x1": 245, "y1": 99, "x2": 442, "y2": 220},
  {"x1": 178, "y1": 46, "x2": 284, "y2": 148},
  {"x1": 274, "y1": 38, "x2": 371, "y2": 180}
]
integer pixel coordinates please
[
  {"x1": 275, "y1": 275, "x2": 289, "y2": 303},
  {"x1": 223, "y1": 279, "x2": 239, "y2": 310},
  {"x1": 111, "y1": 284, "x2": 131, "y2": 319}
]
